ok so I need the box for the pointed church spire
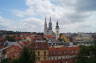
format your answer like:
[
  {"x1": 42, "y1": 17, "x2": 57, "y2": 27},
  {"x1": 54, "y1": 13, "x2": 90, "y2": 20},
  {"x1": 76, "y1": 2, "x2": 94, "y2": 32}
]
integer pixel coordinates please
[
  {"x1": 45, "y1": 17, "x2": 47, "y2": 25},
  {"x1": 50, "y1": 16, "x2": 51, "y2": 22},
  {"x1": 44, "y1": 17, "x2": 47, "y2": 35},
  {"x1": 49, "y1": 16, "x2": 52, "y2": 30},
  {"x1": 56, "y1": 20, "x2": 59, "y2": 29},
  {"x1": 56, "y1": 21, "x2": 58, "y2": 26},
  {"x1": 45, "y1": 17, "x2": 46, "y2": 22},
  {"x1": 56, "y1": 20, "x2": 60, "y2": 40}
]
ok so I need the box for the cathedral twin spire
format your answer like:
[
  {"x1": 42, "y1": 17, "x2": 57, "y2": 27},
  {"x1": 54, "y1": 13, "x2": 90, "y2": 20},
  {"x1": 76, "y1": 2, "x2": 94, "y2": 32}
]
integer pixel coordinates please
[
  {"x1": 44, "y1": 17, "x2": 52, "y2": 35},
  {"x1": 44, "y1": 17, "x2": 60, "y2": 38}
]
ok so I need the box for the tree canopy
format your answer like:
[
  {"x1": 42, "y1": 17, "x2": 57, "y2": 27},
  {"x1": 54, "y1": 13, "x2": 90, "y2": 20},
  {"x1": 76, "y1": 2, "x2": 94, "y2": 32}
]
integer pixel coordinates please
[
  {"x1": 12, "y1": 47, "x2": 36, "y2": 63},
  {"x1": 76, "y1": 40, "x2": 96, "y2": 63}
]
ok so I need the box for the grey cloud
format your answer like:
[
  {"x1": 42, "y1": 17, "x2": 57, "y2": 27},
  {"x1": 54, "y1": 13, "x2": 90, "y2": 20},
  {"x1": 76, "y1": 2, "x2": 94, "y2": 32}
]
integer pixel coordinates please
[
  {"x1": 48, "y1": 0, "x2": 93, "y2": 24},
  {"x1": 76, "y1": 0, "x2": 96, "y2": 12},
  {"x1": 61, "y1": 0, "x2": 96, "y2": 23},
  {"x1": 66, "y1": 12, "x2": 91, "y2": 23}
]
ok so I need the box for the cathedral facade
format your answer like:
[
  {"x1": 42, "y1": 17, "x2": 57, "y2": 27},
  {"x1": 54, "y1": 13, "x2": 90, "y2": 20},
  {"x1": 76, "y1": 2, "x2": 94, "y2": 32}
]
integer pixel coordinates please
[{"x1": 44, "y1": 17, "x2": 60, "y2": 39}]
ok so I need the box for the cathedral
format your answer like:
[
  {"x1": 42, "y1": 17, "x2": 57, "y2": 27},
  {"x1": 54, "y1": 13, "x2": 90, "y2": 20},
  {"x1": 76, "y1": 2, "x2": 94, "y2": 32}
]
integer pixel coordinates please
[{"x1": 44, "y1": 17, "x2": 60, "y2": 39}]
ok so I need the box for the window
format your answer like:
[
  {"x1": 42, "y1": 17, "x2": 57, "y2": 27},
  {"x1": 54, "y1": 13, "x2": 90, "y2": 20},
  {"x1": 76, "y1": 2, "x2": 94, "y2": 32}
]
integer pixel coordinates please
[
  {"x1": 37, "y1": 57, "x2": 40, "y2": 61},
  {"x1": 66, "y1": 61, "x2": 68, "y2": 63},
  {"x1": 38, "y1": 51, "x2": 40, "y2": 56},
  {"x1": 44, "y1": 51, "x2": 46, "y2": 56},
  {"x1": 44, "y1": 57, "x2": 46, "y2": 60},
  {"x1": 72, "y1": 50, "x2": 74, "y2": 53}
]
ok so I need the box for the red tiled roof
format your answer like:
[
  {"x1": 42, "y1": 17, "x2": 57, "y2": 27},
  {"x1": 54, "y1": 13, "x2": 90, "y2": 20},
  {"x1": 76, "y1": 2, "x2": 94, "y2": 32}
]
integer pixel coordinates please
[
  {"x1": 31, "y1": 42, "x2": 48, "y2": 50},
  {"x1": 0, "y1": 46, "x2": 4, "y2": 48},
  {"x1": 49, "y1": 46, "x2": 80, "y2": 56},
  {"x1": 40, "y1": 59, "x2": 76, "y2": 63},
  {"x1": 44, "y1": 35, "x2": 55, "y2": 38},
  {"x1": 49, "y1": 47, "x2": 80, "y2": 51},
  {"x1": 0, "y1": 37, "x2": 5, "y2": 42}
]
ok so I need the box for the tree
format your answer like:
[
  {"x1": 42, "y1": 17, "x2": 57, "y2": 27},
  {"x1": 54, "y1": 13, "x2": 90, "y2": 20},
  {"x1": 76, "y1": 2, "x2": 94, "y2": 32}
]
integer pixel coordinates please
[
  {"x1": 93, "y1": 40, "x2": 96, "y2": 46},
  {"x1": 5, "y1": 36, "x2": 16, "y2": 42},
  {"x1": 12, "y1": 47, "x2": 36, "y2": 63},
  {"x1": 1, "y1": 58, "x2": 10, "y2": 63},
  {"x1": 76, "y1": 45, "x2": 96, "y2": 63}
]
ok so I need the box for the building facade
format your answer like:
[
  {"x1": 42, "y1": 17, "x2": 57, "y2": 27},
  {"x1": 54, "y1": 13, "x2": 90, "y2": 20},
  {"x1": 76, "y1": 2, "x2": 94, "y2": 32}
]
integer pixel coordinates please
[
  {"x1": 40, "y1": 46, "x2": 80, "y2": 63},
  {"x1": 31, "y1": 40, "x2": 49, "y2": 62}
]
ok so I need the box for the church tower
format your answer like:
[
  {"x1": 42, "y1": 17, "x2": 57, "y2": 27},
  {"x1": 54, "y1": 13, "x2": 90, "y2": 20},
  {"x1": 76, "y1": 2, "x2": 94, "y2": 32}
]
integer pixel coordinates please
[
  {"x1": 44, "y1": 17, "x2": 55, "y2": 35},
  {"x1": 47, "y1": 17, "x2": 53, "y2": 35},
  {"x1": 48, "y1": 17, "x2": 52, "y2": 30},
  {"x1": 44, "y1": 17, "x2": 48, "y2": 35},
  {"x1": 55, "y1": 21, "x2": 60, "y2": 40}
]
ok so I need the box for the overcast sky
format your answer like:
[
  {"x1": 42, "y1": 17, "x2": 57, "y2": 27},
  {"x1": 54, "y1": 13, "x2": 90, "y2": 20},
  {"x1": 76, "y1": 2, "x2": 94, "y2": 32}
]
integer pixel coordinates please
[{"x1": 0, "y1": 0, "x2": 96, "y2": 33}]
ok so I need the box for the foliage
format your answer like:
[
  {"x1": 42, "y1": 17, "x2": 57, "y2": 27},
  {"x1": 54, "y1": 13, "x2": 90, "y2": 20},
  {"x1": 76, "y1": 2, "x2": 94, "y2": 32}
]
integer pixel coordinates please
[
  {"x1": 12, "y1": 47, "x2": 36, "y2": 63},
  {"x1": 1, "y1": 58, "x2": 10, "y2": 63},
  {"x1": 5, "y1": 36, "x2": 16, "y2": 42},
  {"x1": 76, "y1": 40, "x2": 96, "y2": 63}
]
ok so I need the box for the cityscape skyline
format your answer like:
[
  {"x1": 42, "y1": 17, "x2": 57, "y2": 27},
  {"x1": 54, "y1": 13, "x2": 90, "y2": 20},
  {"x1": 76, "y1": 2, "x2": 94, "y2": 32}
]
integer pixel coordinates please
[{"x1": 0, "y1": 0, "x2": 96, "y2": 32}]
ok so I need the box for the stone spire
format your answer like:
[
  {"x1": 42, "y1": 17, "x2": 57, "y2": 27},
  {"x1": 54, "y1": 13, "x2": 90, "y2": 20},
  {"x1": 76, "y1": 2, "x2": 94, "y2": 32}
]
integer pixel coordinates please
[
  {"x1": 48, "y1": 17, "x2": 52, "y2": 30},
  {"x1": 56, "y1": 20, "x2": 60, "y2": 40},
  {"x1": 44, "y1": 17, "x2": 47, "y2": 35},
  {"x1": 56, "y1": 21, "x2": 59, "y2": 29}
]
